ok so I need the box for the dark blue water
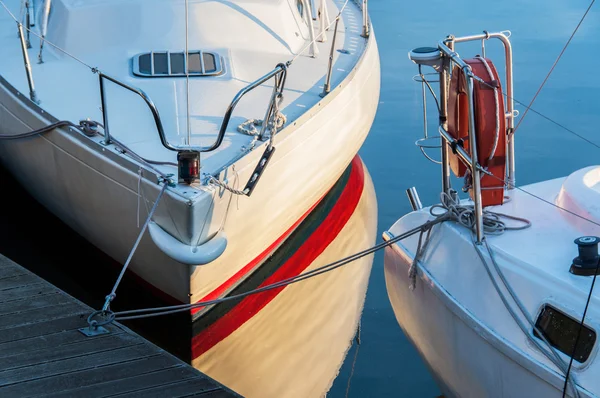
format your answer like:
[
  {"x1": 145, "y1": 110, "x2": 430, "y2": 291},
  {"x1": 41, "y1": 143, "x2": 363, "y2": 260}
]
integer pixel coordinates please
[
  {"x1": 329, "y1": 1, "x2": 600, "y2": 396},
  {"x1": 1, "y1": 1, "x2": 599, "y2": 397}
]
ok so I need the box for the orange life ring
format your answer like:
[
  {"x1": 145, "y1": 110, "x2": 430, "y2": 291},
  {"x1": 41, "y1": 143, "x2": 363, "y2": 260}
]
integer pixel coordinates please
[{"x1": 447, "y1": 57, "x2": 506, "y2": 207}]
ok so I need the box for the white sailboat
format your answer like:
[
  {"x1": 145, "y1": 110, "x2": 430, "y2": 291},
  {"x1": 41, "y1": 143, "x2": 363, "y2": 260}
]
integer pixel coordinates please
[
  {"x1": 384, "y1": 30, "x2": 600, "y2": 397},
  {"x1": 0, "y1": 0, "x2": 380, "y2": 396}
]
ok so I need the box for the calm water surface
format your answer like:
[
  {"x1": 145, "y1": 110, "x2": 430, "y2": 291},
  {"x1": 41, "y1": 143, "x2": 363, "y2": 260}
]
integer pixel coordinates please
[
  {"x1": 330, "y1": 0, "x2": 600, "y2": 396},
  {"x1": 1, "y1": 1, "x2": 600, "y2": 397}
]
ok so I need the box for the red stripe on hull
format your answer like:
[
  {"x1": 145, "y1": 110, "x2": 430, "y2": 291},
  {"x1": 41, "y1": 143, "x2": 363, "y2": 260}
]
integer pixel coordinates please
[
  {"x1": 191, "y1": 197, "x2": 323, "y2": 316},
  {"x1": 191, "y1": 156, "x2": 365, "y2": 359}
]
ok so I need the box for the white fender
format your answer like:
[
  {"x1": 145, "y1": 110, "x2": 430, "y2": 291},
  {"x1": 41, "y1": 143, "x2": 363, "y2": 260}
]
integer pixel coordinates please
[{"x1": 148, "y1": 222, "x2": 227, "y2": 265}]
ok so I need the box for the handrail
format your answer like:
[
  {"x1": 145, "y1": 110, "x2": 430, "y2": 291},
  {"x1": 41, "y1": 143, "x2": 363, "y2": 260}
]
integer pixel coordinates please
[
  {"x1": 219, "y1": 63, "x2": 287, "y2": 150},
  {"x1": 99, "y1": 72, "x2": 166, "y2": 147},
  {"x1": 98, "y1": 63, "x2": 287, "y2": 152}
]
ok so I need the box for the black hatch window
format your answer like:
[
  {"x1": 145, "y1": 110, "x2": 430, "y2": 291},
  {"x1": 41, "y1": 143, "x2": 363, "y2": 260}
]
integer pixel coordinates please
[
  {"x1": 534, "y1": 304, "x2": 596, "y2": 363},
  {"x1": 133, "y1": 51, "x2": 223, "y2": 77}
]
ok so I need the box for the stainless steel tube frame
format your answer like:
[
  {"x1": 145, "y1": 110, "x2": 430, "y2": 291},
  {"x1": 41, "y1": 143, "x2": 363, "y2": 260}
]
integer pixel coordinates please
[
  {"x1": 438, "y1": 126, "x2": 477, "y2": 171},
  {"x1": 98, "y1": 64, "x2": 287, "y2": 153},
  {"x1": 437, "y1": 41, "x2": 484, "y2": 242},
  {"x1": 438, "y1": 49, "x2": 451, "y2": 195},
  {"x1": 446, "y1": 32, "x2": 515, "y2": 188}
]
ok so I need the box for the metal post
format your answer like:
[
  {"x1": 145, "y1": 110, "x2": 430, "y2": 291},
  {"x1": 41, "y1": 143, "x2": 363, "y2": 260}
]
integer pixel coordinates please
[
  {"x1": 501, "y1": 36, "x2": 516, "y2": 190},
  {"x1": 439, "y1": 41, "x2": 452, "y2": 195},
  {"x1": 310, "y1": 0, "x2": 317, "y2": 20},
  {"x1": 301, "y1": 0, "x2": 319, "y2": 57},
  {"x1": 406, "y1": 187, "x2": 423, "y2": 211},
  {"x1": 17, "y1": 23, "x2": 38, "y2": 104},
  {"x1": 320, "y1": 17, "x2": 339, "y2": 97},
  {"x1": 24, "y1": 0, "x2": 31, "y2": 48},
  {"x1": 259, "y1": 71, "x2": 285, "y2": 141},
  {"x1": 465, "y1": 74, "x2": 484, "y2": 243},
  {"x1": 361, "y1": 0, "x2": 370, "y2": 38},
  {"x1": 99, "y1": 74, "x2": 111, "y2": 145},
  {"x1": 38, "y1": 0, "x2": 52, "y2": 64}
]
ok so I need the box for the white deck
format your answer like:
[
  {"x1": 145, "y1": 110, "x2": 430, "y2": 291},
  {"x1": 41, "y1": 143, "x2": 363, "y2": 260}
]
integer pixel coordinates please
[{"x1": 0, "y1": 0, "x2": 367, "y2": 189}]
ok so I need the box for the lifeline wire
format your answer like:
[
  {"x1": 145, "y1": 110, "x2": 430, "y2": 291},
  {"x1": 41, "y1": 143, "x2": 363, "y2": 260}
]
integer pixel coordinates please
[
  {"x1": 0, "y1": 0, "x2": 95, "y2": 71},
  {"x1": 483, "y1": 171, "x2": 600, "y2": 230},
  {"x1": 0, "y1": 119, "x2": 174, "y2": 178},
  {"x1": 513, "y1": 0, "x2": 596, "y2": 135},
  {"x1": 473, "y1": 75, "x2": 600, "y2": 152},
  {"x1": 562, "y1": 258, "x2": 600, "y2": 398},
  {"x1": 287, "y1": 0, "x2": 350, "y2": 66}
]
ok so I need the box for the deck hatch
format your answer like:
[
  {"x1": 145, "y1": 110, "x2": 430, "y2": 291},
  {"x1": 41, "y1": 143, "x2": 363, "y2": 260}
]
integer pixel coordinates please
[
  {"x1": 133, "y1": 51, "x2": 224, "y2": 77},
  {"x1": 534, "y1": 304, "x2": 596, "y2": 363}
]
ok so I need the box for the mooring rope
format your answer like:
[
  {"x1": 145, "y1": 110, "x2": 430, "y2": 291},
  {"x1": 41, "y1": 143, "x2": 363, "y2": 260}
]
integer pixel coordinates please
[
  {"x1": 109, "y1": 214, "x2": 452, "y2": 321},
  {"x1": 100, "y1": 183, "x2": 169, "y2": 313},
  {"x1": 473, "y1": 239, "x2": 580, "y2": 398}
]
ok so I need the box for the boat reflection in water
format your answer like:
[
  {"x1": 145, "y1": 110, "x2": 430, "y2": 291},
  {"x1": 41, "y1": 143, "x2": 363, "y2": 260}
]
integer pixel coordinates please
[
  {"x1": 0, "y1": 156, "x2": 377, "y2": 398},
  {"x1": 192, "y1": 156, "x2": 377, "y2": 397}
]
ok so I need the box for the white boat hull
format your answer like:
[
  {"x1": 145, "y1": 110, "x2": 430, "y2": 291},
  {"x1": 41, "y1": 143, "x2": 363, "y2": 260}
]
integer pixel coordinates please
[
  {"x1": 383, "y1": 219, "x2": 594, "y2": 398},
  {"x1": 0, "y1": 1, "x2": 380, "y2": 393},
  {"x1": 0, "y1": 28, "x2": 380, "y2": 305},
  {"x1": 0, "y1": 28, "x2": 379, "y2": 398}
]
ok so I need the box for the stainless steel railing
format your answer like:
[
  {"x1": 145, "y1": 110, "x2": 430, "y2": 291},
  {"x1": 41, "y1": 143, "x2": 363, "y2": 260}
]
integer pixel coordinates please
[
  {"x1": 7, "y1": 0, "x2": 366, "y2": 184},
  {"x1": 98, "y1": 64, "x2": 287, "y2": 152},
  {"x1": 436, "y1": 31, "x2": 515, "y2": 242}
]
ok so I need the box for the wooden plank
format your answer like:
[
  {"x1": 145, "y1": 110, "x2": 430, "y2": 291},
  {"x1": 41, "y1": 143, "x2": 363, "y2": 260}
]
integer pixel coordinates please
[
  {"x1": 0, "y1": 255, "x2": 239, "y2": 397},
  {"x1": 0, "y1": 267, "x2": 27, "y2": 281},
  {"x1": 2, "y1": 332, "x2": 140, "y2": 371},
  {"x1": 0, "y1": 301, "x2": 86, "y2": 329},
  {"x1": 0, "y1": 292, "x2": 70, "y2": 316},
  {"x1": 0, "y1": 312, "x2": 89, "y2": 344},
  {"x1": 0, "y1": 353, "x2": 181, "y2": 396},
  {"x1": 43, "y1": 365, "x2": 201, "y2": 398},
  {"x1": 0, "y1": 256, "x2": 28, "y2": 280},
  {"x1": 0, "y1": 282, "x2": 55, "y2": 303},
  {"x1": 108, "y1": 378, "x2": 222, "y2": 398},
  {"x1": 0, "y1": 343, "x2": 157, "y2": 386},
  {"x1": 0, "y1": 273, "x2": 45, "y2": 291},
  {"x1": 0, "y1": 325, "x2": 122, "y2": 358}
]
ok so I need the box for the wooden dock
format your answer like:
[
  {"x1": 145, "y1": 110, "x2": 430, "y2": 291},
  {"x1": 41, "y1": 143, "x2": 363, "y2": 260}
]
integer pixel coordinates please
[{"x1": 0, "y1": 254, "x2": 240, "y2": 397}]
